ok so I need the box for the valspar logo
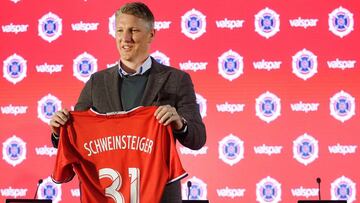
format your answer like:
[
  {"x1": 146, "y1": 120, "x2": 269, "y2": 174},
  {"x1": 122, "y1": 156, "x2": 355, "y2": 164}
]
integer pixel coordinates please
[
  {"x1": 331, "y1": 176, "x2": 356, "y2": 203},
  {"x1": 35, "y1": 145, "x2": 57, "y2": 157},
  {"x1": 255, "y1": 91, "x2": 281, "y2": 123},
  {"x1": 327, "y1": 59, "x2": 356, "y2": 70},
  {"x1": 73, "y1": 52, "x2": 98, "y2": 83},
  {"x1": 256, "y1": 176, "x2": 281, "y2": 203},
  {"x1": 218, "y1": 49, "x2": 244, "y2": 81},
  {"x1": 292, "y1": 49, "x2": 318, "y2": 80},
  {"x1": 330, "y1": 90, "x2": 355, "y2": 122},
  {"x1": 3, "y1": 53, "x2": 27, "y2": 84},
  {"x1": 293, "y1": 133, "x2": 318, "y2": 166},
  {"x1": 2, "y1": 135, "x2": 26, "y2": 167},
  {"x1": 328, "y1": 143, "x2": 357, "y2": 155},
  {"x1": 2, "y1": 23, "x2": 29, "y2": 34},
  {"x1": 254, "y1": 144, "x2": 282, "y2": 156},
  {"x1": 255, "y1": 7, "x2": 280, "y2": 39},
  {"x1": 0, "y1": 187, "x2": 27, "y2": 198},
  {"x1": 179, "y1": 60, "x2": 207, "y2": 72},
  {"x1": 289, "y1": 17, "x2": 318, "y2": 29},
  {"x1": 253, "y1": 59, "x2": 282, "y2": 71},
  {"x1": 329, "y1": 7, "x2": 354, "y2": 38},
  {"x1": 38, "y1": 12, "x2": 62, "y2": 42},
  {"x1": 37, "y1": 94, "x2": 62, "y2": 124},
  {"x1": 181, "y1": 9, "x2": 206, "y2": 40},
  {"x1": 179, "y1": 146, "x2": 208, "y2": 156},
  {"x1": 290, "y1": 101, "x2": 319, "y2": 113},
  {"x1": 36, "y1": 63, "x2": 63, "y2": 74},
  {"x1": 217, "y1": 186, "x2": 245, "y2": 199},
  {"x1": 216, "y1": 102, "x2": 245, "y2": 114},
  {"x1": 181, "y1": 176, "x2": 207, "y2": 200},
  {"x1": 70, "y1": 188, "x2": 80, "y2": 197},
  {"x1": 108, "y1": 14, "x2": 116, "y2": 38},
  {"x1": 218, "y1": 134, "x2": 244, "y2": 166},
  {"x1": 151, "y1": 50, "x2": 170, "y2": 66},
  {"x1": 71, "y1": 21, "x2": 99, "y2": 32},
  {"x1": 216, "y1": 18, "x2": 245, "y2": 30},
  {"x1": 154, "y1": 21, "x2": 171, "y2": 31},
  {"x1": 291, "y1": 186, "x2": 318, "y2": 198},
  {"x1": 1, "y1": 104, "x2": 28, "y2": 115}
]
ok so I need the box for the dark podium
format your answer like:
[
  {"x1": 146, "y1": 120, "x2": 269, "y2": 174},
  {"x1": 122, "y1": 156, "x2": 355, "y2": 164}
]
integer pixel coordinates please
[
  {"x1": 5, "y1": 200, "x2": 52, "y2": 203},
  {"x1": 182, "y1": 201, "x2": 209, "y2": 203}
]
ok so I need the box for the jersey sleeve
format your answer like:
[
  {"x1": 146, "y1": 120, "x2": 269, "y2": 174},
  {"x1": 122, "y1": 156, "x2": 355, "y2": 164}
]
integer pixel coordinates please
[
  {"x1": 51, "y1": 122, "x2": 78, "y2": 183},
  {"x1": 164, "y1": 125, "x2": 188, "y2": 184}
]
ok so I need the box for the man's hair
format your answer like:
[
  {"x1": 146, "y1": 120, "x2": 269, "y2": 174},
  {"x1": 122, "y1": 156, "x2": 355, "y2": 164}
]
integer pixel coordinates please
[{"x1": 115, "y1": 2, "x2": 155, "y2": 29}]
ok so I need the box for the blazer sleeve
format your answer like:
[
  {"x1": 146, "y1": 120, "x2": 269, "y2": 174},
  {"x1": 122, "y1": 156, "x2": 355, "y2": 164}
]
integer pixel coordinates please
[{"x1": 174, "y1": 72, "x2": 206, "y2": 150}]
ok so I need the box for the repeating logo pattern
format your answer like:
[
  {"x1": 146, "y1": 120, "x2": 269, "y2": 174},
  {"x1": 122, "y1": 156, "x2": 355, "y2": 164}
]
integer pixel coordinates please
[
  {"x1": 218, "y1": 50, "x2": 244, "y2": 81},
  {"x1": 256, "y1": 176, "x2": 282, "y2": 203},
  {"x1": 293, "y1": 133, "x2": 319, "y2": 165},
  {"x1": 331, "y1": 176, "x2": 356, "y2": 203},
  {"x1": 255, "y1": 8, "x2": 280, "y2": 39},
  {"x1": 2, "y1": 135, "x2": 26, "y2": 167},
  {"x1": 255, "y1": 91, "x2": 281, "y2": 123},
  {"x1": 329, "y1": 7, "x2": 354, "y2": 38},
  {"x1": 330, "y1": 90, "x2": 356, "y2": 122},
  {"x1": 38, "y1": 12, "x2": 62, "y2": 42},
  {"x1": 73, "y1": 52, "x2": 98, "y2": 83},
  {"x1": 181, "y1": 176, "x2": 208, "y2": 200},
  {"x1": 181, "y1": 9, "x2": 206, "y2": 40},
  {"x1": 151, "y1": 50, "x2": 170, "y2": 66},
  {"x1": 37, "y1": 94, "x2": 62, "y2": 124},
  {"x1": 218, "y1": 134, "x2": 244, "y2": 166},
  {"x1": 292, "y1": 49, "x2": 318, "y2": 80},
  {"x1": 38, "y1": 177, "x2": 62, "y2": 203},
  {"x1": 195, "y1": 93, "x2": 207, "y2": 118}
]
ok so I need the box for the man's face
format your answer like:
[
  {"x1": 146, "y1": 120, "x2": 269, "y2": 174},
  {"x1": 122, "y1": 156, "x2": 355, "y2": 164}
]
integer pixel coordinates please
[{"x1": 115, "y1": 13, "x2": 155, "y2": 63}]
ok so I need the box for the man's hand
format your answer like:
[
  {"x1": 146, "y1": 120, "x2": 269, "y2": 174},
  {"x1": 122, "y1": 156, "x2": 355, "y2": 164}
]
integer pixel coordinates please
[
  {"x1": 154, "y1": 105, "x2": 183, "y2": 130},
  {"x1": 49, "y1": 109, "x2": 70, "y2": 135}
]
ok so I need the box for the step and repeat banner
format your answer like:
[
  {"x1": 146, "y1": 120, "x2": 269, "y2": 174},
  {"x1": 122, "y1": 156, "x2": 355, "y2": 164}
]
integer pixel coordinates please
[{"x1": 1, "y1": 0, "x2": 359, "y2": 202}]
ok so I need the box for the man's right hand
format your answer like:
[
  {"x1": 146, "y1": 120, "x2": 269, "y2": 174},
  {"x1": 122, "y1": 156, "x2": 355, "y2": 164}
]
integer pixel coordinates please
[{"x1": 49, "y1": 109, "x2": 70, "y2": 135}]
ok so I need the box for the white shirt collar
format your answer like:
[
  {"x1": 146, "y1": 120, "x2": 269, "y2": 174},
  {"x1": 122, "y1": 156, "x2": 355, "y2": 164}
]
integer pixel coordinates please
[{"x1": 118, "y1": 56, "x2": 152, "y2": 77}]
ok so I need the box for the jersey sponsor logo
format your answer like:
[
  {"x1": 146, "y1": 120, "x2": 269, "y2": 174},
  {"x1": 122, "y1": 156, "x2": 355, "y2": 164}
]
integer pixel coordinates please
[
  {"x1": 2, "y1": 23, "x2": 29, "y2": 34},
  {"x1": 73, "y1": 52, "x2": 98, "y2": 83},
  {"x1": 216, "y1": 102, "x2": 245, "y2": 114},
  {"x1": 330, "y1": 90, "x2": 355, "y2": 122},
  {"x1": 218, "y1": 134, "x2": 244, "y2": 166},
  {"x1": 151, "y1": 50, "x2": 170, "y2": 66},
  {"x1": 255, "y1": 8, "x2": 280, "y2": 39},
  {"x1": 293, "y1": 133, "x2": 319, "y2": 165},
  {"x1": 71, "y1": 21, "x2": 99, "y2": 32},
  {"x1": 154, "y1": 21, "x2": 171, "y2": 31},
  {"x1": 106, "y1": 61, "x2": 117, "y2": 69},
  {"x1": 0, "y1": 187, "x2": 27, "y2": 198},
  {"x1": 35, "y1": 145, "x2": 57, "y2": 157},
  {"x1": 328, "y1": 58, "x2": 356, "y2": 70},
  {"x1": 291, "y1": 186, "x2": 318, "y2": 198},
  {"x1": 182, "y1": 176, "x2": 208, "y2": 200},
  {"x1": 36, "y1": 63, "x2": 63, "y2": 74},
  {"x1": 38, "y1": 12, "x2": 62, "y2": 42},
  {"x1": 37, "y1": 94, "x2": 62, "y2": 124},
  {"x1": 2, "y1": 135, "x2": 26, "y2": 167},
  {"x1": 179, "y1": 60, "x2": 207, "y2": 72},
  {"x1": 218, "y1": 49, "x2": 243, "y2": 81},
  {"x1": 179, "y1": 146, "x2": 208, "y2": 156},
  {"x1": 290, "y1": 101, "x2": 319, "y2": 113},
  {"x1": 255, "y1": 91, "x2": 281, "y2": 123},
  {"x1": 254, "y1": 144, "x2": 282, "y2": 156},
  {"x1": 181, "y1": 9, "x2": 206, "y2": 40},
  {"x1": 256, "y1": 176, "x2": 282, "y2": 203},
  {"x1": 196, "y1": 93, "x2": 207, "y2": 118},
  {"x1": 292, "y1": 49, "x2": 318, "y2": 80},
  {"x1": 217, "y1": 186, "x2": 245, "y2": 199},
  {"x1": 215, "y1": 18, "x2": 245, "y2": 30},
  {"x1": 329, "y1": 7, "x2": 354, "y2": 38},
  {"x1": 253, "y1": 59, "x2": 282, "y2": 71},
  {"x1": 3, "y1": 53, "x2": 27, "y2": 84},
  {"x1": 331, "y1": 176, "x2": 356, "y2": 203},
  {"x1": 289, "y1": 17, "x2": 318, "y2": 29},
  {"x1": 1, "y1": 104, "x2": 28, "y2": 115},
  {"x1": 38, "y1": 177, "x2": 62, "y2": 203},
  {"x1": 108, "y1": 14, "x2": 116, "y2": 38},
  {"x1": 328, "y1": 143, "x2": 357, "y2": 155}
]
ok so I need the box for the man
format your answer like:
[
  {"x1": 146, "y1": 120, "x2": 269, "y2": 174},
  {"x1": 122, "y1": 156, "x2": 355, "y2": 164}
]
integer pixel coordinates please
[{"x1": 49, "y1": 2, "x2": 206, "y2": 203}]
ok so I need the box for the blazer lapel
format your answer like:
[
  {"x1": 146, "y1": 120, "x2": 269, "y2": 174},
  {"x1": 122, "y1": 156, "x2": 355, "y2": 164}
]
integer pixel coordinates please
[
  {"x1": 140, "y1": 59, "x2": 170, "y2": 106},
  {"x1": 104, "y1": 66, "x2": 123, "y2": 111}
]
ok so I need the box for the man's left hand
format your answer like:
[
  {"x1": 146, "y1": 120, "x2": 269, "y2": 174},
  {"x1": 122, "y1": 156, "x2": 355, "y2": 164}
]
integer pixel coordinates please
[{"x1": 154, "y1": 105, "x2": 183, "y2": 130}]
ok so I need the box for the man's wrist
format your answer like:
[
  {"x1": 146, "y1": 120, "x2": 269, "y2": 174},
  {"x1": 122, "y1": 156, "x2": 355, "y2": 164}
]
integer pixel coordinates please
[{"x1": 175, "y1": 117, "x2": 188, "y2": 133}]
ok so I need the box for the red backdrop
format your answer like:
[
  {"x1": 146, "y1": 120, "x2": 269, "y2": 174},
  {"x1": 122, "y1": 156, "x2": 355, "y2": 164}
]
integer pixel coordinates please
[{"x1": 1, "y1": 0, "x2": 359, "y2": 202}]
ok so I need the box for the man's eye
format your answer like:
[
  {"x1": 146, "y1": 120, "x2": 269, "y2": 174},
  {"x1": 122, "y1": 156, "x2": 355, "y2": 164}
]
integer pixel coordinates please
[
  {"x1": 117, "y1": 29, "x2": 123, "y2": 32},
  {"x1": 132, "y1": 29, "x2": 139, "y2": 32}
]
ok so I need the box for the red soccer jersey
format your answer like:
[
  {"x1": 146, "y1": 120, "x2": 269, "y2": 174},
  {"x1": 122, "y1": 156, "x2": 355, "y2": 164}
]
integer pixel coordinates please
[{"x1": 52, "y1": 106, "x2": 187, "y2": 203}]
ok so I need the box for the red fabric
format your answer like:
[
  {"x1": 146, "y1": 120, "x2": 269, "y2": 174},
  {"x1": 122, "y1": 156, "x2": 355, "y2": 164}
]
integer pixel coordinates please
[{"x1": 52, "y1": 106, "x2": 187, "y2": 203}]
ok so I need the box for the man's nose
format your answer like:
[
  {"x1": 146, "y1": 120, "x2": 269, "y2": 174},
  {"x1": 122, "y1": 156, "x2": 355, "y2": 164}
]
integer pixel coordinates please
[{"x1": 123, "y1": 30, "x2": 132, "y2": 42}]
